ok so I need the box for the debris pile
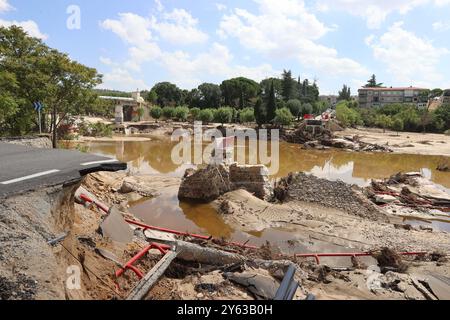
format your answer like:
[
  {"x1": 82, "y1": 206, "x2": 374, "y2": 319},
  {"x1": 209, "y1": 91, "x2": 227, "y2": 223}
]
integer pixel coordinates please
[
  {"x1": 283, "y1": 123, "x2": 392, "y2": 152},
  {"x1": 274, "y1": 172, "x2": 386, "y2": 221},
  {"x1": 366, "y1": 172, "x2": 450, "y2": 216},
  {"x1": 178, "y1": 164, "x2": 273, "y2": 202}
]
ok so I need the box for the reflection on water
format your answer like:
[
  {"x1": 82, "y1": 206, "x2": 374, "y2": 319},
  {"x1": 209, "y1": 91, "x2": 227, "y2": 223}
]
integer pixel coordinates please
[
  {"x1": 82, "y1": 137, "x2": 450, "y2": 248},
  {"x1": 85, "y1": 137, "x2": 450, "y2": 188}
]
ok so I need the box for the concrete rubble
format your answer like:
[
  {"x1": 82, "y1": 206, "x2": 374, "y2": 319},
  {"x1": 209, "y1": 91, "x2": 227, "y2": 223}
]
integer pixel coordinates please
[{"x1": 178, "y1": 163, "x2": 274, "y2": 202}]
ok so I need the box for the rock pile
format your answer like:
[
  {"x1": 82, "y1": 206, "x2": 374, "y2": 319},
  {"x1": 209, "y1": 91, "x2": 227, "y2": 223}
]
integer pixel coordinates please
[{"x1": 273, "y1": 172, "x2": 386, "y2": 221}]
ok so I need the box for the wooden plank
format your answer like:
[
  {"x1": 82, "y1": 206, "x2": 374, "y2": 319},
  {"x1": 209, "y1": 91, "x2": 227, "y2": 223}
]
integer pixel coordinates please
[{"x1": 126, "y1": 250, "x2": 178, "y2": 300}]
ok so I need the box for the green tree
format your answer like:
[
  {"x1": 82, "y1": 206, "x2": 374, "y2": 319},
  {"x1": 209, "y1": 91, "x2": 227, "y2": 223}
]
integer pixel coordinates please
[
  {"x1": 162, "y1": 106, "x2": 175, "y2": 119},
  {"x1": 146, "y1": 90, "x2": 158, "y2": 104},
  {"x1": 300, "y1": 103, "x2": 313, "y2": 117},
  {"x1": 198, "y1": 109, "x2": 214, "y2": 124},
  {"x1": 214, "y1": 107, "x2": 234, "y2": 125},
  {"x1": 150, "y1": 82, "x2": 182, "y2": 107},
  {"x1": 197, "y1": 83, "x2": 222, "y2": 109},
  {"x1": 260, "y1": 78, "x2": 282, "y2": 99},
  {"x1": 375, "y1": 114, "x2": 393, "y2": 133},
  {"x1": 174, "y1": 106, "x2": 189, "y2": 121},
  {"x1": 220, "y1": 77, "x2": 260, "y2": 109},
  {"x1": 150, "y1": 106, "x2": 162, "y2": 122},
  {"x1": 0, "y1": 26, "x2": 102, "y2": 146},
  {"x1": 433, "y1": 104, "x2": 450, "y2": 131},
  {"x1": 189, "y1": 107, "x2": 201, "y2": 121},
  {"x1": 281, "y1": 69, "x2": 294, "y2": 102},
  {"x1": 430, "y1": 88, "x2": 443, "y2": 99},
  {"x1": 274, "y1": 108, "x2": 293, "y2": 128},
  {"x1": 239, "y1": 108, "x2": 255, "y2": 123},
  {"x1": 137, "y1": 107, "x2": 145, "y2": 121},
  {"x1": 254, "y1": 98, "x2": 266, "y2": 127},
  {"x1": 338, "y1": 84, "x2": 351, "y2": 101},
  {"x1": 364, "y1": 74, "x2": 384, "y2": 88},
  {"x1": 266, "y1": 81, "x2": 277, "y2": 123},
  {"x1": 286, "y1": 99, "x2": 302, "y2": 120},
  {"x1": 391, "y1": 116, "x2": 404, "y2": 135},
  {"x1": 336, "y1": 101, "x2": 361, "y2": 127}
]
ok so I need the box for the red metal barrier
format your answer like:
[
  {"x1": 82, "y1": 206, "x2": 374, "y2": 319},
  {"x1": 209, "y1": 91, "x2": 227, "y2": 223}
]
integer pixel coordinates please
[
  {"x1": 295, "y1": 251, "x2": 427, "y2": 264},
  {"x1": 79, "y1": 194, "x2": 110, "y2": 214},
  {"x1": 125, "y1": 219, "x2": 259, "y2": 250},
  {"x1": 115, "y1": 242, "x2": 171, "y2": 280}
]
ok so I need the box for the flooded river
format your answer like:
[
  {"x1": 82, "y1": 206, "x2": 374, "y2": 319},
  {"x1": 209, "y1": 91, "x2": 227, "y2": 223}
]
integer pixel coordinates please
[{"x1": 81, "y1": 137, "x2": 450, "y2": 254}]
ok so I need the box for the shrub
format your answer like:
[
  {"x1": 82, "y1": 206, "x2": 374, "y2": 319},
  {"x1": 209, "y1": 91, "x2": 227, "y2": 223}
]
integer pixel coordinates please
[
  {"x1": 190, "y1": 107, "x2": 201, "y2": 120},
  {"x1": 162, "y1": 106, "x2": 175, "y2": 119},
  {"x1": 274, "y1": 108, "x2": 293, "y2": 127},
  {"x1": 239, "y1": 107, "x2": 255, "y2": 123},
  {"x1": 214, "y1": 107, "x2": 234, "y2": 125},
  {"x1": 79, "y1": 121, "x2": 113, "y2": 137},
  {"x1": 286, "y1": 99, "x2": 302, "y2": 119},
  {"x1": 150, "y1": 106, "x2": 162, "y2": 122},
  {"x1": 336, "y1": 101, "x2": 361, "y2": 127},
  {"x1": 174, "y1": 106, "x2": 189, "y2": 121},
  {"x1": 198, "y1": 109, "x2": 214, "y2": 123}
]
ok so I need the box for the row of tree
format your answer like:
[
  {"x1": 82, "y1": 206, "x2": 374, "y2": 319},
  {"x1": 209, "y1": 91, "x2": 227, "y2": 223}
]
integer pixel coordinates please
[
  {"x1": 145, "y1": 70, "x2": 321, "y2": 110},
  {"x1": 336, "y1": 100, "x2": 450, "y2": 134}
]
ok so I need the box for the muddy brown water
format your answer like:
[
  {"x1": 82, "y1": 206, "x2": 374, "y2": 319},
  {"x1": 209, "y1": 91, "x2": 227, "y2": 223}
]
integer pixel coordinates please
[{"x1": 81, "y1": 137, "x2": 450, "y2": 261}]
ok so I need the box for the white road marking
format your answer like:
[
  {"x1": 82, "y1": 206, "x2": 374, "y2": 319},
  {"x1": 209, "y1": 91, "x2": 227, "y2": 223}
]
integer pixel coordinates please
[
  {"x1": 80, "y1": 159, "x2": 118, "y2": 166},
  {"x1": 1, "y1": 169, "x2": 60, "y2": 185}
]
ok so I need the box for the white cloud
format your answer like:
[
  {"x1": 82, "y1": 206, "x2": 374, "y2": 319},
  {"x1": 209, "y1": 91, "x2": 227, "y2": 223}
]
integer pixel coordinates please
[
  {"x1": 100, "y1": 68, "x2": 149, "y2": 91},
  {"x1": 155, "y1": 0, "x2": 164, "y2": 12},
  {"x1": 215, "y1": 3, "x2": 227, "y2": 11},
  {"x1": 0, "y1": 19, "x2": 48, "y2": 39},
  {"x1": 100, "y1": 13, "x2": 153, "y2": 45},
  {"x1": 433, "y1": 20, "x2": 450, "y2": 31},
  {"x1": 159, "y1": 43, "x2": 278, "y2": 88},
  {"x1": 0, "y1": 0, "x2": 12, "y2": 13},
  {"x1": 367, "y1": 22, "x2": 449, "y2": 87},
  {"x1": 151, "y1": 8, "x2": 208, "y2": 45},
  {"x1": 316, "y1": 0, "x2": 450, "y2": 29},
  {"x1": 218, "y1": 0, "x2": 368, "y2": 77}
]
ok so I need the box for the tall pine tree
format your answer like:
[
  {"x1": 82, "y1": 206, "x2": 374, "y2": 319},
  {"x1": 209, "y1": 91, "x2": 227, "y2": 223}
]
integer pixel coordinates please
[
  {"x1": 266, "y1": 81, "x2": 277, "y2": 123},
  {"x1": 281, "y1": 69, "x2": 294, "y2": 102}
]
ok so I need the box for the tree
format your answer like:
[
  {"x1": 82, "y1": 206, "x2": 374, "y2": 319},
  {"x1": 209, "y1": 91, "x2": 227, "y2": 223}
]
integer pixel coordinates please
[
  {"x1": 214, "y1": 107, "x2": 233, "y2": 125},
  {"x1": 419, "y1": 109, "x2": 432, "y2": 133},
  {"x1": 338, "y1": 84, "x2": 351, "y2": 101},
  {"x1": 286, "y1": 99, "x2": 302, "y2": 120},
  {"x1": 145, "y1": 90, "x2": 158, "y2": 104},
  {"x1": 430, "y1": 88, "x2": 443, "y2": 99},
  {"x1": 300, "y1": 103, "x2": 313, "y2": 118},
  {"x1": 281, "y1": 69, "x2": 294, "y2": 102},
  {"x1": 274, "y1": 108, "x2": 293, "y2": 128},
  {"x1": 150, "y1": 82, "x2": 182, "y2": 107},
  {"x1": 174, "y1": 106, "x2": 189, "y2": 121},
  {"x1": 239, "y1": 108, "x2": 255, "y2": 123},
  {"x1": 162, "y1": 106, "x2": 175, "y2": 119},
  {"x1": 266, "y1": 81, "x2": 277, "y2": 123},
  {"x1": 433, "y1": 104, "x2": 450, "y2": 132},
  {"x1": 137, "y1": 107, "x2": 145, "y2": 121},
  {"x1": 220, "y1": 77, "x2": 260, "y2": 108},
  {"x1": 197, "y1": 83, "x2": 222, "y2": 109},
  {"x1": 336, "y1": 101, "x2": 361, "y2": 127},
  {"x1": 260, "y1": 78, "x2": 282, "y2": 99},
  {"x1": 0, "y1": 26, "x2": 102, "y2": 146},
  {"x1": 364, "y1": 74, "x2": 383, "y2": 88},
  {"x1": 254, "y1": 98, "x2": 266, "y2": 127},
  {"x1": 150, "y1": 106, "x2": 162, "y2": 122},
  {"x1": 391, "y1": 116, "x2": 404, "y2": 135},
  {"x1": 375, "y1": 114, "x2": 393, "y2": 133},
  {"x1": 190, "y1": 107, "x2": 201, "y2": 121},
  {"x1": 198, "y1": 109, "x2": 214, "y2": 124}
]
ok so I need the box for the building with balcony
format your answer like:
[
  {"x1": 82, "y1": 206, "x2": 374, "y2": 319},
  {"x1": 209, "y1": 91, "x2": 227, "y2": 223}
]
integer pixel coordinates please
[{"x1": 358, "y1": 86, "x2": 429, "y2": 108}]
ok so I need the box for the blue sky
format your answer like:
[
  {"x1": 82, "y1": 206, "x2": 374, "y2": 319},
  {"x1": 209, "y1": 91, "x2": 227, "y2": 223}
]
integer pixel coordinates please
[{"x1": 1, "y1": 0, "x2": 450, "y2": 94}]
